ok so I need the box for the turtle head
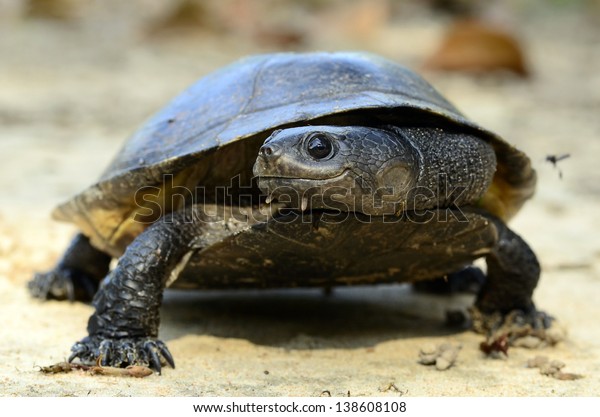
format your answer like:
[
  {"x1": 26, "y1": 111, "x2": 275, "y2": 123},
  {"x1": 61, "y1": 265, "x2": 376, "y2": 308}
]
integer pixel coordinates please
[{"x1": 253, "y1": 126, "x2": 418, "y2": 214}]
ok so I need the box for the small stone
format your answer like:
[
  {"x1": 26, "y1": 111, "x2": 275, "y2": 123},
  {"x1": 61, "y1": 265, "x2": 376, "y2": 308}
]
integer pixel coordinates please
[
  {"x1": 418, "y1": 353, "x2": 438, "y2": 365},
  {"x1": 540, "y1": 363, "x2": 560, "y2": 376},
  {"x1": 513, "y1": 335, "x2": 542, "y2": 349},
  {"x1": 526, "y1": 356, "x2": 549, "y2": 368},
  {"x1": 549, "y1": 360, "x2": 565, "y2": 370},
  {"x1": 418, "y1": 343, "x2": 439, "y2": 365},
  {"x1": 435, "y1": 357, "x2": 452, "y2": 371},
  {"x1": 527, "y1": 356, "x2": 582, "y2": 381},
  {"x1": 439, "y1": 347, "x2": 459, "y2": 363},
  {"x1": 419, "y1": 343, "x2": 438, "y2": 355},
  {"x1": 419, "y1": 342, "x2": 460, "y2": 369},
  {"x1": 438, "y1": 343, "x2": 454, "y2": 353}
]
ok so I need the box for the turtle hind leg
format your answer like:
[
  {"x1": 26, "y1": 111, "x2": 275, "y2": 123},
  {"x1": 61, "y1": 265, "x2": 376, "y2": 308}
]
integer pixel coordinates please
[
  {"x1": 472, "y1": 217, "x2": 557, "y2": 350},
  {"x1": 29, "y1": 234, "x2": 111, "y2": 302},
  {"x1": 413, "y1": 265, "x2": 486, "y2": 295}
]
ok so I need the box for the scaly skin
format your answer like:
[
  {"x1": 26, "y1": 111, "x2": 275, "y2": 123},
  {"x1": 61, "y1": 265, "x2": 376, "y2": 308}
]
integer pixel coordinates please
[
  {"x1": 473, "y1": 216, "x2": 553, "y2": 336},
  {"x1": 478, "y1": 216, "x2": 540, "y2": 314},
  {"x1": 66, "y1": 204, "x2": 265, "y2": 373},
  {"x1": 68, "y1": 209, "x2": 207, "y2": 373}
]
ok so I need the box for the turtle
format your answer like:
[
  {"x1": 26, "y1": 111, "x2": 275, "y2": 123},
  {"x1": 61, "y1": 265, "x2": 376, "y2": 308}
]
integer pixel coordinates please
[{"x1": 29, "y1": 51, "x2": 552, "y2": 372}]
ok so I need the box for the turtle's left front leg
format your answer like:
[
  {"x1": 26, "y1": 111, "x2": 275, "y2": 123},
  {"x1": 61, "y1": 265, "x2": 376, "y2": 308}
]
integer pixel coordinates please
[
  {"x1": 472, "y1": 216, "x2": 554, "y2": 345},
  {"x1": 69, "y1": 209, "x2": 204, "y2": 373}
]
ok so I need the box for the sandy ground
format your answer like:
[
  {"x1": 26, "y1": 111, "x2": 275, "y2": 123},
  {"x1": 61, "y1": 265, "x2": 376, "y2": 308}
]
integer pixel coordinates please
[{"x1": 1, "y1": 10, "x2": 599, "y2": 396}]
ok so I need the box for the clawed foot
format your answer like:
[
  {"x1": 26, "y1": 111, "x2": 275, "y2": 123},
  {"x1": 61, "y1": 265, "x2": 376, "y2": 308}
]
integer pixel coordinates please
[
  {"x1": 28, "y1": 268, "x2": 98, "y2": 301},
  {"x1": 69, "y1": 336, "x2": 175, "y2": 374},
  {"x1": 470, "y1": 306, "x2": 564, "y2": 355}
]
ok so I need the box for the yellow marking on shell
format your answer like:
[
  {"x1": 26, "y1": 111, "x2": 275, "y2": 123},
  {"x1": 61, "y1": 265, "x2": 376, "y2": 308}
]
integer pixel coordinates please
[{"x1": 107, "y1": 168, "x2": 200, "y2": 252}]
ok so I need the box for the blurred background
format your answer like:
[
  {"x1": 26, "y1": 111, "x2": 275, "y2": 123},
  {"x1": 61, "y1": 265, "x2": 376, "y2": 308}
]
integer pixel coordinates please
[
  {"x1": 1, "y1": 0, "x2": 599, "y2": 212},
  {"x1": 1, "y1": 0, "x2": 600, "y2": 396}
]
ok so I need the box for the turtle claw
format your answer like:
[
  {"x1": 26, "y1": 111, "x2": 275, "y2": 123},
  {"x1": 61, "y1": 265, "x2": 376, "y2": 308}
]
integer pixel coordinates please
[
  {"x1": 28, "y1": 267, "x2": 98, "y2": 302},
  {"x1": 68, "y1": 336, "x2": 175, "y2": 373},
  {"x1": 470, "y1": 306, "x2": 561, "y2": 354},
  {"x1": 68, "y1": 342, "x2": 89, "y2": 364},
  {"x1": 145, "y1": 341, "x2": 163, "y2": 374},
  {"x1": 160, "y1": 344, "x2": 176, "y2": 369},
  {"x1": 471, "y1": 306, "x2": 553, "y2": 334},
  {"x1": 98, "y1": 339, "x2": 114, "y2": 366}
]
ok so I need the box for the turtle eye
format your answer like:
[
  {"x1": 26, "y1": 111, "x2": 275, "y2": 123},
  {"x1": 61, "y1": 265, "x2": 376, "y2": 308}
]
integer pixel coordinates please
[{"x1": 307, "y1": 135, "x2": 333, "y2": 160}]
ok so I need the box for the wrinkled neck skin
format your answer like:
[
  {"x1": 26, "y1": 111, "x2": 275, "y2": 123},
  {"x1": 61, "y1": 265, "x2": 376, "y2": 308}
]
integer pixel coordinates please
[
  {"x1": 252, "y1": 125, "x2": 496, "y2": 216},
  {"x1": 398, "y1": 126, "x2": 497, "y2": 212}
]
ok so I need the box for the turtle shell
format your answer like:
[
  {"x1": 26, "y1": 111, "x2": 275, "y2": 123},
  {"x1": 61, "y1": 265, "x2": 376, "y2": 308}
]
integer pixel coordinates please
[{"x1": 54, "y1": 52, "x2": 535, "y2": 256}]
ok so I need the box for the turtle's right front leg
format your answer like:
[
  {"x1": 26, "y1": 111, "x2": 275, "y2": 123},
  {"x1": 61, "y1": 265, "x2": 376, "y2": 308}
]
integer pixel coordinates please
[{"x1": 68, "y1": 209, "x2": 210, "y2": 373}]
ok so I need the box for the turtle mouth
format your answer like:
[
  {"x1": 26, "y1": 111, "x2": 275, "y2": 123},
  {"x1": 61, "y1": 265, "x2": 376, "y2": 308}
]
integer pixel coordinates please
[
  {"x1": 257, "y1": 169, "x2": 357, "y2": 212},
  {"x1": 257, "y1": 171, "x2": 347, "y2": 182},
  {"x1": 256, "y1": 169, "x2": 351, "y2": 189},
  {"x1": 254, "y1": 163, "x2": 349, "y2": 180}
]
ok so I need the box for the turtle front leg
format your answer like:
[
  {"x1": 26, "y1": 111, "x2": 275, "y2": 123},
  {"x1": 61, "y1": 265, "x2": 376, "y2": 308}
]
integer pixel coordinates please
[
  {"x1": 29, "y1": 234, "x2": 111, "y2": 301},
  {"x1": 68, "y1": 210, "x2": 205, "y2": 373},
  {"x1": 472, "y1": 217, "x2": 554, "y2": 346}
]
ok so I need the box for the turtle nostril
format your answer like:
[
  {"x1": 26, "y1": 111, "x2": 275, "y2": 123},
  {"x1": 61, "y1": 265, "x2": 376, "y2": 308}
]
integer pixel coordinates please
[{"x1": 260, "y1": 146, "x2": 273, "y2": 157}]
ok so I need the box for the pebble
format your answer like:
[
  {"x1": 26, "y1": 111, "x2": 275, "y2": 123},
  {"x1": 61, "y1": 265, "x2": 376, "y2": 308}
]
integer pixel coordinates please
[
  {"x1": 418, "y1": 342, "x2": 462, "y2": 371},
  {"x1": 526, "y1": 355, "x2": 583, "y2": 381},
  {"x1": 526, "y1": 355, "x2": 549, "y2": 368}
]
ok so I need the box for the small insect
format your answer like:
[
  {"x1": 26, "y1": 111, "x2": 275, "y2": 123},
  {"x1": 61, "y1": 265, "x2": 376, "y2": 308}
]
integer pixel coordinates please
[{"x1": 546, "y1": 154, "x2": 570, "y2": 179}]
